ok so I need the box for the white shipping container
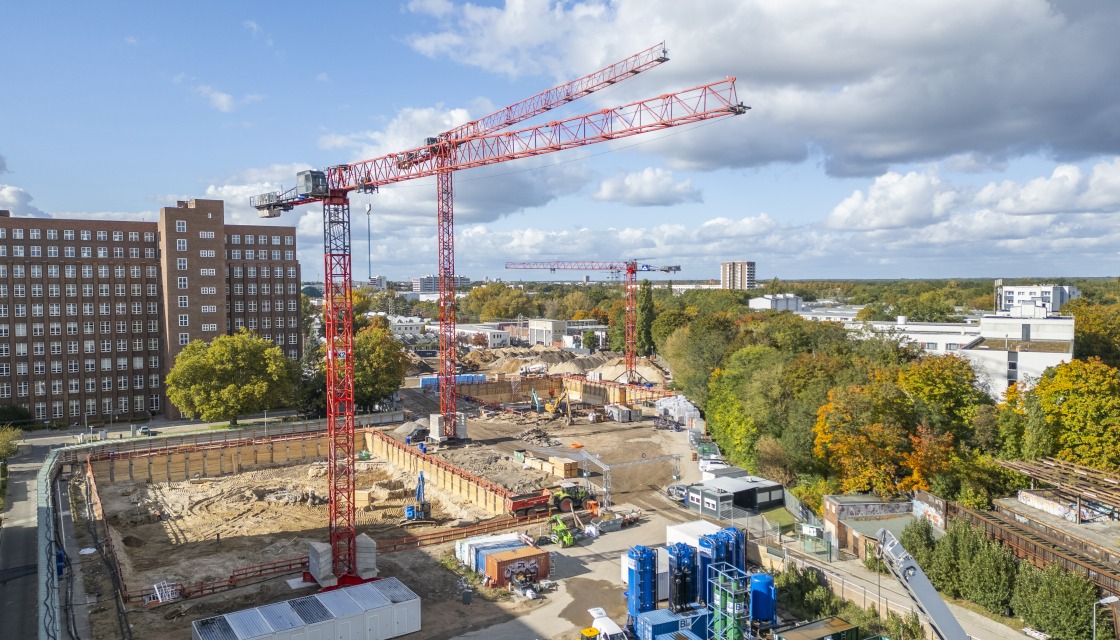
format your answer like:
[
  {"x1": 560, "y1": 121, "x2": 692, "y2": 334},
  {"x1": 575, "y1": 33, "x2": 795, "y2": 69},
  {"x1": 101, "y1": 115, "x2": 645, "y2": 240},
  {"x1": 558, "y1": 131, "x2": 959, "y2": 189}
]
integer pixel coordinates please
[
  {"x1": 666, "y1": 521, "x2": 723, "y2": 550},
  {"x1": 618, "y1": 547, "x2": 670, "y2": 601},
  {"x1": 455, "y1": 533, "x2": 520, "y2": 567}
]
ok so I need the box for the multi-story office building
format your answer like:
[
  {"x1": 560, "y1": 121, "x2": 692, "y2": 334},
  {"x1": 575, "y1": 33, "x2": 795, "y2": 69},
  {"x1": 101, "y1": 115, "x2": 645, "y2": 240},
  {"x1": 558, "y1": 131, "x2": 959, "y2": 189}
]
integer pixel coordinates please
[
  {"x1": 996, "y1": 283, "x2": 1081, "y2": 315},
  {"x1": 720, "y1": 261, "x2": 756, "y2": 290},
  {"x1": 0, "y1": 198, "x2": 302, "y2": 425},
  {"x1": 411, "y1": 274, "x2": 469, "y2": 293}
]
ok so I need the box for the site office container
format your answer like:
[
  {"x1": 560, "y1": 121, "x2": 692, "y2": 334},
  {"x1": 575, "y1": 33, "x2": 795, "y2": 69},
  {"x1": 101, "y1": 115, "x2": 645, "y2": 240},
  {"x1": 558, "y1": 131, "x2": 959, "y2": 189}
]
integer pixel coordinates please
[
  {"x1": 455, "y1": 533, "x2": 520, "y2": 567},
  {"x1": 474, "y1": 541, "x2": 526, "y2": 574},
  {"x1": 485, "y1": 546, "x2": 551, "y2": 587}
]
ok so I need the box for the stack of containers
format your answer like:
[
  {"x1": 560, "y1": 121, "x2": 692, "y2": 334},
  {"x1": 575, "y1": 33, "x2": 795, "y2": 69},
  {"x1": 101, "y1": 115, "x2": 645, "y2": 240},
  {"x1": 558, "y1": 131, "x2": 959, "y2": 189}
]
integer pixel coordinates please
[{"x1": 455, "y1": 533, "x2": 522, "y2": 571}]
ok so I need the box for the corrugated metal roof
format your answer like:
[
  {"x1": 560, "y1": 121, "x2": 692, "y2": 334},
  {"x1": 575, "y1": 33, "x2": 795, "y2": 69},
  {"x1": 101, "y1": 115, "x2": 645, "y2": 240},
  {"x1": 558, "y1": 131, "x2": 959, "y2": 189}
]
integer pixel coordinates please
[
  {"x1": 258, "y1": 602, "x2": 304, "y2": 632},
  {"x1": 192, "y1": 616, "x2": 239, "y2": 640},
  {"x1": 315, "y1": 589, "x2": 364, "y2": 617},
  {"x1": 344, "y1": 582, "x2": 393, "y2": 610},
  {"x1": 289, "y1": 595, "x2": 333, "y2": 624},
  {"x1": 371, "y1": 577, "x2": 420, "y2": 603},
  {"x1": 224, "y1": 609, "x2": 272, "y2": 639}
]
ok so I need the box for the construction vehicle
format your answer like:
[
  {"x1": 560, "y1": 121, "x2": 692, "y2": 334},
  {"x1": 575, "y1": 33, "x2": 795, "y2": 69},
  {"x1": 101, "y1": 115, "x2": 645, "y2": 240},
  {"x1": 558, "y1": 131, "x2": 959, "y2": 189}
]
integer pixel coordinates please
[
  {"x1": 552, "y1": 482, "x2": 595, "y2": 512},
  {"x1": 583, "y1": 607, "x2": 627, "y2": 640},
  {"x1": 549, "y1": 515, "x2": 576, "y2": 548},
  {"x1": 877, "y1": 528, "x2": 968, "y2": 640},
  {"x1": 545, "y1": 388, "x2": 573, "y2": 425},
  {"x1": 505, "y1": 490, "x2": 554, "y2": 518},
  {"x1": 531, "y1": 388, "x2": 543, "y2": 413},
  {"x1": 400, "y1": 472, "x2": 435, "y2": 526}
]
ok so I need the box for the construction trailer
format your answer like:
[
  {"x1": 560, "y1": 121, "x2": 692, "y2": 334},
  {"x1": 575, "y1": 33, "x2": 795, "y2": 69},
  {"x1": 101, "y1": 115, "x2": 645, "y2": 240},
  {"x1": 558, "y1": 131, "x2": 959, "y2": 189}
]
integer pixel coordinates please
[
  {"x1": 685, "y1": 476, "x2": 784, "y2": 518},
  {"x1": 190, "y1": 577, "x2": 420, "y2": 640}
]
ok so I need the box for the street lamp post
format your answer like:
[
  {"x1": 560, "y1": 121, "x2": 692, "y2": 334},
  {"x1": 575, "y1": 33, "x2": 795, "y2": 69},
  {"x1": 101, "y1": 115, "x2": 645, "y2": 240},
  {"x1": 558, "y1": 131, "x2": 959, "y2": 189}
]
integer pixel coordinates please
[{"x1": 1094, "y1": 595, "x2": 1118, "y2": 640}]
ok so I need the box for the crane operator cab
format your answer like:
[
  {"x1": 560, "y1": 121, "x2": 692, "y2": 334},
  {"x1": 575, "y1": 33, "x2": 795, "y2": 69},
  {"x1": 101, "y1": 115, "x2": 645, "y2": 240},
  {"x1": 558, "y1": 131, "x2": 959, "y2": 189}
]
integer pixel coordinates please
[{"x1": 584, "y1": 608, "x2": 626, "y2": 640}]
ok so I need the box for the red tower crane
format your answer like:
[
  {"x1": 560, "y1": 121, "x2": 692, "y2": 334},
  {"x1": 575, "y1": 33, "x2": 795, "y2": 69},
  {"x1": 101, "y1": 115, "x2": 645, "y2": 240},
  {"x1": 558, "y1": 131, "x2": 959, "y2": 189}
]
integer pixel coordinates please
[
  {"x1": 505, "y1": 260, "x2": 679, "y2": 382},
  {"x1": 251, "y1": 44, "x2": 746, "y2": 583}
]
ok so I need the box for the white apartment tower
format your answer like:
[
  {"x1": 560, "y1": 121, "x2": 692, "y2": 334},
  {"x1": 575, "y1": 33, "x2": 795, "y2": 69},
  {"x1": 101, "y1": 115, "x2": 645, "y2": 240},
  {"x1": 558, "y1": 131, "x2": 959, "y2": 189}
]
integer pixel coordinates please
[{"x1": 721, "y1": 261, "x2": 756, "y2": 290}]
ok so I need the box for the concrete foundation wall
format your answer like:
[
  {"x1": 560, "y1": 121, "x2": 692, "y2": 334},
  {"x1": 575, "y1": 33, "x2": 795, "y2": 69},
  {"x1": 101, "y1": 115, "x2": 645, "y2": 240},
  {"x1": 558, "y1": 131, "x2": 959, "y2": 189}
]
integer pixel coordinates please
[
  {"x1": 89, "y1": 434, "x2": 336, "y2": 484},
  {"x1": 365, "y1": 431, "x2": 510, "y2": 516}
]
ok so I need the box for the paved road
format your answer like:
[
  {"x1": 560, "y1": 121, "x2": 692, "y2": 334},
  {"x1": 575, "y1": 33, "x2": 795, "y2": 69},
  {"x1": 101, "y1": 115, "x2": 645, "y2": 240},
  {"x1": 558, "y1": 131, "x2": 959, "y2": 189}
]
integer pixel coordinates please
[{"x1": 0, "y1": 442, "x2": 45, "y2": 639}]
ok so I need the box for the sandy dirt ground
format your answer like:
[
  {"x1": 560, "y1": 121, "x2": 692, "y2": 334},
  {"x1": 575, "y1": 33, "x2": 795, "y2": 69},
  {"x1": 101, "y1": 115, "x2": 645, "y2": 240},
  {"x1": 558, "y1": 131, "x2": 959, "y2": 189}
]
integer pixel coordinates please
[{"x1": 79, "y1": 382, "x2": 683, "y2": 638}]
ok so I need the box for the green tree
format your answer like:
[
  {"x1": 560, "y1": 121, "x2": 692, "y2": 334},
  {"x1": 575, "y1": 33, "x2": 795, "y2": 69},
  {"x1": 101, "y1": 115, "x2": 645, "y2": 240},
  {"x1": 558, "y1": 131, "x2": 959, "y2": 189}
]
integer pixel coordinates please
[
  {"x1": 582, "y1": 330, "x2": 599, "y2": 351},
  {"x1": 926, "y1": 519, "x2": 982, "y2": 598},
  {"x1": 660, "y1": 313, "x2": 738, "y2": 409},
  {"x1": 962, "y1": 538, "x2": 1017, "y2": 615},
  {"x1": 637, "y1": 279, "x2": 655, "y2": 356},
  {"x1": 352, "y1": 325, "x2": 411, "y2": 411},
  {"x1": 295, "y1": 344, "x2": 327, "y2": 418},
  {"x1": 1064, "y1": 299, "x2": 1120, "y2": 368},
  {"x1": 899, "y1": 517, "x2": 937, "y2": 570},
  {"x1": 0, "y1": 425, "x2": 21, "y2": 459},
  {"x1": 651, "y1": 308, "x2": 691, "y2": 353},
  {"x1": 1013, "y1": 564, "x2": 1099, "y2": 640},
  {"x1": 0, "y1": 406, "x2": 32, "y2": 430},
  {"x1": 1034, "y1": 358, "x2": 1120, "y2": 471},
  {"x1": 897, "y1": 354, "x2": 988, "y2": 441},
  {"x1": 165, "y1": 329, "x2": 297, "y2": 425}
]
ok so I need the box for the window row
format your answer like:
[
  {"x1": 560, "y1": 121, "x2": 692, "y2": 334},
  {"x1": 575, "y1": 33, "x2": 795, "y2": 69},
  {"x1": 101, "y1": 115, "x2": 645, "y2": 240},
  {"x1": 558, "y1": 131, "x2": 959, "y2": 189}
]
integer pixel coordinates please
[
  {"x1": 16, "y1": 395, "x2": 162, "y2": 419},
  {"x1": 229, "y1": 234, "x2": 293, "y2": 246},
  {"x1": 228, "y1": 250, "x2": 295, "y2": 261},
  {"x1": 0, "y1": 302, "x2": 160, "y2": 317},
  {"x1": 0, "y1": 264, "x2": 160, "y2": 279},
  {"x1": 0, "y1": 245, "x2": 157, "y2": 259},
  {"x1": 229, "y1": 266, "x2": 299, "y2": 279},
  {"x1": 0, "y1": 321, "x2": 161, "y2": 337},
  {"x1": 0, "y1": 357, "x2": 160, "y2": 376},
  {"x1": 0, "y1": 283, "x2": 159, "y2": 298},
  {"x1": 0, "y1": 229, "x2": 154, "y2": 242}
]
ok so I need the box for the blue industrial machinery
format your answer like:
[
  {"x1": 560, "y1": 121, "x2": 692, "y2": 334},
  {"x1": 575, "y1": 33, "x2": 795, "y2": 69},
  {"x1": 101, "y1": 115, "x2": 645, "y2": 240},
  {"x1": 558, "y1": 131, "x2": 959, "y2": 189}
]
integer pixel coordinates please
[
  {"x1": 720, "y1": 526, "x2": 745, "y2": 572},
  {"x1": 698, "y1": 534, "x2": 729, "y2": 605},
  {"x1": 402, "y1": 471, "x2": 434, "y2": 525},
  {"x1": 626, "y1": 545, "x2": 658, "y2": 632},
  {"x1": 667, "y1": 542, "x2": 696, "y2": 612},
  {"x1": 708, "y1": 562, "x2": 749, "y2": 640},
  {"x1": 749, "y1": 572, "x2": 776, "y2": 628}
]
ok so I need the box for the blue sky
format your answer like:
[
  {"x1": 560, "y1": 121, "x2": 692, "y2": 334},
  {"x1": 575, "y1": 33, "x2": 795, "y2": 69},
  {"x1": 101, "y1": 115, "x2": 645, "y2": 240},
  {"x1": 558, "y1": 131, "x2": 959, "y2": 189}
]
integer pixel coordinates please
[{"x1": 4, "y1": 1, "x2": 1120, "y2": 283}]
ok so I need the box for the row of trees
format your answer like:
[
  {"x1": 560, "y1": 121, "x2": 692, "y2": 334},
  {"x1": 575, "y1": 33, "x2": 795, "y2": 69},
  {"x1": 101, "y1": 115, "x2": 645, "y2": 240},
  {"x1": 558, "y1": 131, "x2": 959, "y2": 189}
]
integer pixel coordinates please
[
  {"x1": 901, "y1": 518, "x2": 1107, "y2": 639},
  {"x1": 165, "y1": 324, "x2": 409, "y2": 425},
  {"x1": 775, "y1": 564, "x2": 924, "y2": 639}
]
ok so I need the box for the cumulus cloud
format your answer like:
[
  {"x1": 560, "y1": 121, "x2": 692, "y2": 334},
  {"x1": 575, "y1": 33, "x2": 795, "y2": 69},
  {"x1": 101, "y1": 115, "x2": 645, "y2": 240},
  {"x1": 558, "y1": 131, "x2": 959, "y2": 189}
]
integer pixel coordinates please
[
  {"x1": 593, "y1": 168, "x2": 701, "y2": 206},
  {"x1": 828, "y1": 170, "x2": 957, "y2": 230},
  {"x1": 0, "y1": 185, "x2": 47, "y2": 217},
  {"x1": 405, "y1": 0, "x2": 1120, "y2": 176},
  {"x1": 974, "y1": 159, "x2": 1120, "y2": 214}
]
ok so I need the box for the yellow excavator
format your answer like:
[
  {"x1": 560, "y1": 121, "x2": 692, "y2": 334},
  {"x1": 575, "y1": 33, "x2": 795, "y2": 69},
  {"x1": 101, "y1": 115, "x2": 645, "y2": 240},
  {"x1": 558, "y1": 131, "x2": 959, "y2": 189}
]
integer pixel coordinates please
[{"x1": 545, "y1": 388, "x2": 572, "y2": 425}]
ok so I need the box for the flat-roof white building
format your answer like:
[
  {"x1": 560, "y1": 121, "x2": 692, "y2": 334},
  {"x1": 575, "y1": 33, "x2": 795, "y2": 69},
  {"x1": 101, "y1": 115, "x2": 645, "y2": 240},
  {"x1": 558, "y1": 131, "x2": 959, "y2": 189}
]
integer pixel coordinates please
[
  {"x1": 749, "y1": 293, "x2": 803, "y2": 312},
  {"x1": 385, "y1": 315, "x2": 428, "y2": 336},
  {"x1": 455, "y1": 324, "x2": 510, "y2": 349},
  {"x1": 997, "y1": 283, "x2": 1080, "y2": 314}
]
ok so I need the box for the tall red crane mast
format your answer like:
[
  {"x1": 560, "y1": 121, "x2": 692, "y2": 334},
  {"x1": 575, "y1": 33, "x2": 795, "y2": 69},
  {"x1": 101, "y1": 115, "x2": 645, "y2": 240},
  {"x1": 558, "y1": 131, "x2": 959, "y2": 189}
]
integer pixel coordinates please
[
  {"x1": 505, "y1": 261, "x2": 680, "y2": 382},
  {"x1": 252, "y1": 45, "x2": 746, "y2": 583}
]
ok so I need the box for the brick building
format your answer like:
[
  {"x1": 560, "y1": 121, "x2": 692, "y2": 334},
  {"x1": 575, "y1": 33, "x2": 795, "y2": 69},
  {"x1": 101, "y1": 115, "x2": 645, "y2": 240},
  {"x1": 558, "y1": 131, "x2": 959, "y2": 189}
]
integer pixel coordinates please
[{"x1": 0, "y1": 198, "x2": 302, "y2": 425}]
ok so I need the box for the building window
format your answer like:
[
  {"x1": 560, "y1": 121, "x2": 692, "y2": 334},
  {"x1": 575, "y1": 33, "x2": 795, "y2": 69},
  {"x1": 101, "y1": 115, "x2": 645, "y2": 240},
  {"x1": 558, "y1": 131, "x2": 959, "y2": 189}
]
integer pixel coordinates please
[
  {"x1": 176, "y1": 220, "x2": 186, "y2": 232},
  {"x1": 178, "y1": 277, "x2": 188, "y2": 289},
  {"x1": 176, "y1": 239, "x2": 187, "y2": 251},
  {"x1": 199, "y1": 231, "x2": 215, "y2": 239},
  {"x1": 178, "y1": 333, "x2": 189, "y2": 345},
  {"x1": 177, "y1": 258, "x2": 188, "y2": 270},
  {"x1": 178, "y1": 314, "x2": 189, "y2": 327},
  {"x1": 178, "y1": 296, "x2": 189, "y2": 308},
  {"x1": 200, "y1": 249, "x2": 215, "y2": 258}
]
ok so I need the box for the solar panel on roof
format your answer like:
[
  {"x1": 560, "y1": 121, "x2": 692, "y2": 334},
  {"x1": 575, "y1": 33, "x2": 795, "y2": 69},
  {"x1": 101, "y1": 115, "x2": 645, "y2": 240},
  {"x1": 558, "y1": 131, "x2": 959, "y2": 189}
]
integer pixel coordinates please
[
  {"x1": 192, "y1": 615, "x2": 239, "y2": 640},
  {"x1": 257, "y1": 602, "x2": 303, "y2": 632},
  {"x1": 289, "y1": 595, "x2": 333, "y2": 624},
  {"x1": 315, "y1": 589, "x2": 364, "y2": 617},
  {"x1": 224, "y1": 609, "x2": 273, "y2": 639},
  {"x1": 371, "y1": 577, "x2": 420, "y2": 603}
]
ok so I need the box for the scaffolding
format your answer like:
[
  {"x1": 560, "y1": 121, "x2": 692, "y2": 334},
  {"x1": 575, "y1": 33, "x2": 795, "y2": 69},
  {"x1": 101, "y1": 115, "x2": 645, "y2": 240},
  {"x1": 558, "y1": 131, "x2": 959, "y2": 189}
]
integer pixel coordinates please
[
  {"x1": 580, "y1": 451, "x2": 681, "y2": 508},
  {"x1": 708, "y1": 562, "x2": 749, "y2": 640}
]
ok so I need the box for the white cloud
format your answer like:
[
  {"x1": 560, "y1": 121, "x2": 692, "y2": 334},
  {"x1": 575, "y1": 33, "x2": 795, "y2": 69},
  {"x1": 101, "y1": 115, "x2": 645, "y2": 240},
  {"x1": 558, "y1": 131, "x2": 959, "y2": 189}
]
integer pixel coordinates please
[
  {"x1": 404, "y1": 0, "x2": 1120, "y2": 176},
  {"x1": 0, "y1": 185, "x2": 47, "y2": 217},
  {"x1": 593, "y1": 168, "x2": 701, "y2": 206},
  {"x1": 243, "y1": 20, "x2": 261, "y2": 37},
  {"x1": 123, "y1": 36, "x2": 138, "y2": 46},
  {"x1": 194, "y1": 85, "x2": 263, "y2": 113},
  {"x1": 973, "y1": 159, "x2": 1120, "y2": 214},
  {"x1": 827, "y1": 170, "x2": 956, "y2": 230}
]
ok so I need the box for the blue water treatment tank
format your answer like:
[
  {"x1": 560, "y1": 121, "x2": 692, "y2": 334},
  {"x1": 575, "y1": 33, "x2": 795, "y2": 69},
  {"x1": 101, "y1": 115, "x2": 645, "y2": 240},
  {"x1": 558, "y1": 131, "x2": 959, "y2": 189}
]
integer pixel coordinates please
[
  {"x1": 627, "y1": 545, "x2": 657, "y2": 627},
  {"x1": 666, "y1": 542, "x2": 696, "y2": 610},
  {"x1": 721, "y1": 526, "x2": 746, "y2": 572},
  {"x1": 750, "y1": 572, "x2": 776, "y2": 625},
  {"x1": 696, "y1": 535, "x2": 716, "y2": 605}
]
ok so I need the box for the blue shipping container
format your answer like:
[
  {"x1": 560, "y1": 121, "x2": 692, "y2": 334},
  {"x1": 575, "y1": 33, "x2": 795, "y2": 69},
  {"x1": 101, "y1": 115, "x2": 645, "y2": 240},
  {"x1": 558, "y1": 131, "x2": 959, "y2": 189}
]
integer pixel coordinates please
[
  {"x1": 474, "y1": 541, "x2": 525, "y2": 573},
  {"x1": 680, "y1": 606, "x2": 709, "y2": 637},
  {"x1": 419, "y1": 374, "x2": 487, "y2": 389},
  {"x1": 636, "y1": 609, "x2": 689, "y2": 640}
]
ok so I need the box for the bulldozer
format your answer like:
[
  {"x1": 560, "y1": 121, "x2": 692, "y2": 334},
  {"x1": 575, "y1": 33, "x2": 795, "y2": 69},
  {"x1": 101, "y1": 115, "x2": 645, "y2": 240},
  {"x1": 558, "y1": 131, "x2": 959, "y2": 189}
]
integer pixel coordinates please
[
  {"x1": 548, "y1": 515, "x2": 576, "y2": 548},
  {"x1": 551, "y1": 481, "x2": 594, "y2": 512}
]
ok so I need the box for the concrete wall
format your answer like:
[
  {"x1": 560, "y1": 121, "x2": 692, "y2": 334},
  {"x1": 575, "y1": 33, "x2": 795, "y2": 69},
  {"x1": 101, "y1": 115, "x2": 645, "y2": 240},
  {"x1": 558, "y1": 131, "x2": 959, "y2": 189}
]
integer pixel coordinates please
[
  {"x1": 89, "y1": 434, "x2": 340, "y2": 484},
  {"x1": 365, "y1": 430, "x2": 510, "y2": 516}
]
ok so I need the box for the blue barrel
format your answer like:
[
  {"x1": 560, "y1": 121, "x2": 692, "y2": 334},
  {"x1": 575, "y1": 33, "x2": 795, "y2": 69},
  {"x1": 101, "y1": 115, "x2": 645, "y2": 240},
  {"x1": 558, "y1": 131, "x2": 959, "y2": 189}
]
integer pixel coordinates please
[
  {"x1": 405, "y1": 436, "x2": 411, "y2": 446},
  {"x1": 419, "y1": 442, "x2": 427, "y2": 454},
  {"x1": 750, "y1": 573, "x2": 776, "y2": 624},
  {"x1": 405, "y1": 506, "x2": 415, "y2": 520}
]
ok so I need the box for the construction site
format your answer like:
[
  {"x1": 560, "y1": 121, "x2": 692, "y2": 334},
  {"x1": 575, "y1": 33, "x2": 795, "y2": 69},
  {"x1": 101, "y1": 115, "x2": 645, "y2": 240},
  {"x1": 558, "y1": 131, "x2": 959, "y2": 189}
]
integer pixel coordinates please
[{"x1": 68, "y1": 355, "x2": 694, "y2": 639}]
